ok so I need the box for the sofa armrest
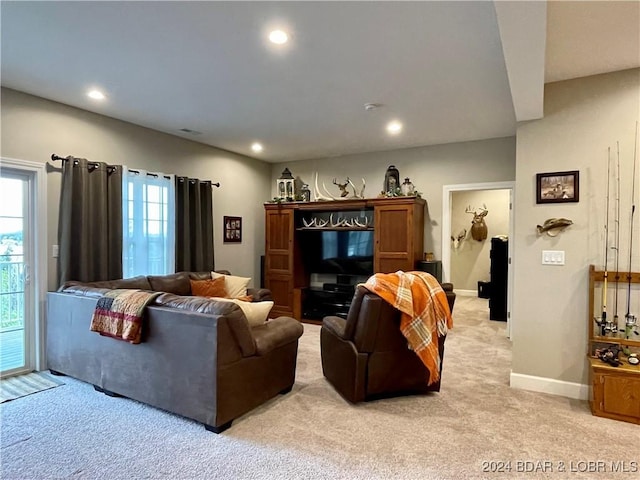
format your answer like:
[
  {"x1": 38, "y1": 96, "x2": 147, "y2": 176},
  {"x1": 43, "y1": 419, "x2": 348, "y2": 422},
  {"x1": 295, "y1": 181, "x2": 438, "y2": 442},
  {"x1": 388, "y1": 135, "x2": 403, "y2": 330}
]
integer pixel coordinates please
[
  {"x1": 252, "y1": 317, "x2": 303, "y2": 356},
  {"x1": 440, "y1": 282, "x2": 454, "y2": 292},
  {"x1": 322, "y1": 315, "x2": 348, "y2": 340},
  {"x1": 248, "y1": 288, "x2": 273, "y2": 302}
]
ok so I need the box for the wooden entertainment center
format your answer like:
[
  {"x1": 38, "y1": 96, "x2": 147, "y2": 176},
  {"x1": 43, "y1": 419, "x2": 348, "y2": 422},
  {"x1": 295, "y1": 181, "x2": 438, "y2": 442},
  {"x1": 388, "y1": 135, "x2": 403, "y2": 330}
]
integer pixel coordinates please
[{"x1": 264, "y1": 197, "x2": 426, "y2": 320}]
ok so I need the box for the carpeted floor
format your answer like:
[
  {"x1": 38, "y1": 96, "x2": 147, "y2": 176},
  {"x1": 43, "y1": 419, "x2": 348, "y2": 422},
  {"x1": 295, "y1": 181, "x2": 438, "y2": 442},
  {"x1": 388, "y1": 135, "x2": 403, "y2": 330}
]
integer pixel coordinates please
[
  {"x1": 1, "y1": 297, "x2": 638, "y2": 479},
  {"x1": 0, "y1": 371, "x2": 64, "y2": 403}
]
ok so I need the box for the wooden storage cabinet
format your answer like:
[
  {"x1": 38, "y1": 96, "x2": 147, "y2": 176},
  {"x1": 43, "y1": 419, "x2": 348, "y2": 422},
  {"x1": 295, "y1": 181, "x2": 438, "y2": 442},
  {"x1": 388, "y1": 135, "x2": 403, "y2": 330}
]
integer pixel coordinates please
[
  {"x1": 374, "y1": 199, "x2": 424, "y2": 274},
  {"x1": 264, "y1": 207, "x2": 295, "y2": 317},
  {"x1": 264, "y1": 197, "x2": 426, "y2": 320},
  {"x1": 590, "y1": 358, "x2": 640, "y2": 424},
  {"x1": 587, "y1": 265, "x2": 640, "y2": 424}
]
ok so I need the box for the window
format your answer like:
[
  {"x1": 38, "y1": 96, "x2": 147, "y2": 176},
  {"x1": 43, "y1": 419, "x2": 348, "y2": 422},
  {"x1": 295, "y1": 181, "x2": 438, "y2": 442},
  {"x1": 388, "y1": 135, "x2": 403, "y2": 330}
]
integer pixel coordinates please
[{"x1": 122, "y1": 168, "x2": 175, "y2": 278}]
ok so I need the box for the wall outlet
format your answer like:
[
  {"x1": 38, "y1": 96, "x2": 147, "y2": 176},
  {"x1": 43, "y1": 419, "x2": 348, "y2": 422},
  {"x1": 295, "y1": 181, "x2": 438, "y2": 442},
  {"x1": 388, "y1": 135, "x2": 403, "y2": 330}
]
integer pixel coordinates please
[{"x1": 542, "y1": 250, "x2": 564, "y2": 265}]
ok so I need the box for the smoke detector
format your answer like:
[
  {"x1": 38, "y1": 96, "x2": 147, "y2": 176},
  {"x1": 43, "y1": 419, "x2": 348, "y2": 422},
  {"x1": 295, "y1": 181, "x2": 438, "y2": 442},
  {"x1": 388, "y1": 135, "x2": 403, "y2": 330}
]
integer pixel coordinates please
[{"x1": 364, "y1": 103, "x2": 383, "y2": 111}]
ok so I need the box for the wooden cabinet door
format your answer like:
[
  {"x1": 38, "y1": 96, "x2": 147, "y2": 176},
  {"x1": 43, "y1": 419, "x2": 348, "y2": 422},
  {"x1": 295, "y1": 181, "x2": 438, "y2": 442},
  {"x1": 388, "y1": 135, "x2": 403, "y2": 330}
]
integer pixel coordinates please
[
  {"x1": 374, "y1": 201, "x2": 424, "y2": 273},
  {"x1": 267, "y1": 274, "x2": 295, "y2": 318},
  {"x1": 602, "y1": 374, "x2": 640, "y2": 418},
  {"x1": 590, "y1": 362, "x2": 640, "y2": 424},
  {"x1": 265, "y1": 208, "x2": 294, "y2": 273},
  {"x1": 265, "y1": 207, "x2": 295, "y2": 316}
]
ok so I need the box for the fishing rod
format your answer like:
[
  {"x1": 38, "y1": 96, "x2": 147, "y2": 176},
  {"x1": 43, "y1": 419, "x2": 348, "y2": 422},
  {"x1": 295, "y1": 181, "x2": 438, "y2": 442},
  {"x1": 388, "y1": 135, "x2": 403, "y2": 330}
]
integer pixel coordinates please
[
  {"x1": 612, "y1": 141, "x2": 621, "y2": 332},
  {"x1": 599, "y1": 147, "x2": 612, "y2": 336},
  {"x1": 624, "y1": 122, "x2": 638, "y2": 342}
]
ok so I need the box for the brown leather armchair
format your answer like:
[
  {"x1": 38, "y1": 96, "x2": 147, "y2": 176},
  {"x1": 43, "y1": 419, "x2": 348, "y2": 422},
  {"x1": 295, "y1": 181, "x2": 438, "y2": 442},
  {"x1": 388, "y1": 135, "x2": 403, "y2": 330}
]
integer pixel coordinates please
[{"x1": 320, "y1": 283, "x2": 455, "y2": 403}]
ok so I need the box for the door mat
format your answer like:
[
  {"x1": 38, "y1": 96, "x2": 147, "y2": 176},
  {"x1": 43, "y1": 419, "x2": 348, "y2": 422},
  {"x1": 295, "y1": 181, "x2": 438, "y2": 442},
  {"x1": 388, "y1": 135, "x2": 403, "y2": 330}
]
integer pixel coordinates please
[{"x1": 0, "y1": 371, "x2": 64, "y2": 403}]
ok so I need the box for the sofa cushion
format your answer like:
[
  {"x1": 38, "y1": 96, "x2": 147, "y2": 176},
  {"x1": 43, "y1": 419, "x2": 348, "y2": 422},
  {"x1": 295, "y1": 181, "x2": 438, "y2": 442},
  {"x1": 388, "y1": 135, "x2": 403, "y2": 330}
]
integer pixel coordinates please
[
  {"x1": 190, "y1": 271, "x2": 215, "y2": 281},
  {"x1": 108, "y1": 276, "x2": 152, "y2": 290},
  {"x1": 59, "y1": 284, "x2": 113, "y2": 298},
  {"x1": 65, "y1": 276, "x2": 151, "y2": 291},
  {"x1": 147, "y1": 272, "x2": 191, "y2": 295},
  {"x1": 190, "y1": 277, "x2": 228, "y2": 298},
  {"x1": 211, "y1": 272, "x2": 251, "y2": 298},
  {"x1": 154, "y1": 293, "x2": 236, "y2": 315}
]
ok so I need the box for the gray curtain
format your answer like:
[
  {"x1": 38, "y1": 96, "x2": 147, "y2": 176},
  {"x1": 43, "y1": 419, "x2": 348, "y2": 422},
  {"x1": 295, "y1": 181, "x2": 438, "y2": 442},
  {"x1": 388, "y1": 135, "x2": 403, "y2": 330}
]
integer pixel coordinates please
[
  {"x1": 57, "y1": 157, "x2": 123, "y2": 286},
  {"x1": 175, "y1": 177, "x2": 214, "y2": 272}
]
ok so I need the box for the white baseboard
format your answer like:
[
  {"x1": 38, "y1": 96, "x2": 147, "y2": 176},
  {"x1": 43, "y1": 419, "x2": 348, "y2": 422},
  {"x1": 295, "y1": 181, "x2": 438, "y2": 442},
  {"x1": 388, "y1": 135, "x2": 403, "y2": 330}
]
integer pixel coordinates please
[
  {"x1": 453, "y1": 289, "x2": 477, "y2": 297},
  {"x1": 510, "y1": 372, "x2": 588, "y2": 400}
]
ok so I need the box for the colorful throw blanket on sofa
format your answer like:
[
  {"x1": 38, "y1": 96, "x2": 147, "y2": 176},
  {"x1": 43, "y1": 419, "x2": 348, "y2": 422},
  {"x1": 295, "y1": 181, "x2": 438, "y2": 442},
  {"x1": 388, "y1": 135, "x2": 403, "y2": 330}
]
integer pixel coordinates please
[
  {"x1": 362, "y1": 271, "x2": 453, "y2": 385},
  {"x1": 90, "y1": 289, "x2": 161, "y2": 344}
]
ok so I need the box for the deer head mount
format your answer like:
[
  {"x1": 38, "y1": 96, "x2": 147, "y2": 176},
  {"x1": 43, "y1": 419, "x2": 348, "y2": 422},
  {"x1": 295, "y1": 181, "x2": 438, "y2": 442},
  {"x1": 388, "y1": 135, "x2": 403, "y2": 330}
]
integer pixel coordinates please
[
  {"x1": 451, "y1": 229, "x2": 467, "y2": 250},
  {"x1": 333, "y1": 178, "x2": 350, "y2": 197},
  {"x1": 314, "y1": 173, "x2": 366, "y2": 201},
  {"x1": 466, "y1": 204, "x2": 488, "y2": 241}
]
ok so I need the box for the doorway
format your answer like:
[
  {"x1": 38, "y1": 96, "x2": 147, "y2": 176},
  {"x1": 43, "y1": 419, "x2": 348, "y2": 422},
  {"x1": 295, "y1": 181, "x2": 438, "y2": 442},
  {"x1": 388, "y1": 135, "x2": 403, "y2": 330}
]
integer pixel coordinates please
[
  {"x1": 0, "y1": 158, "x2": 47, "y2": 376},
  {"x1": 442, "y1": 181, "x2": 514, "y2": 336}
]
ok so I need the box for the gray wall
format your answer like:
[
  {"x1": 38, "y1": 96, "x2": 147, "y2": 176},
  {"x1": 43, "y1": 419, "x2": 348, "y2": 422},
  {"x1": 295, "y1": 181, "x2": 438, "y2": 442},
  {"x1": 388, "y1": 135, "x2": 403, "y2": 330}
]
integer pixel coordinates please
[
  {"x1": 512, "y1": 68, "x2": 640, "y2": 389},
  {"x1": 0, "y1": 88, "x2": 271, "y2": 290},
  {"x1": 271, "y1": 136, "x2": 516, "y2": 263},
  {"x1": 451, "y1": 189, "x2": 510, "y2": 291}
]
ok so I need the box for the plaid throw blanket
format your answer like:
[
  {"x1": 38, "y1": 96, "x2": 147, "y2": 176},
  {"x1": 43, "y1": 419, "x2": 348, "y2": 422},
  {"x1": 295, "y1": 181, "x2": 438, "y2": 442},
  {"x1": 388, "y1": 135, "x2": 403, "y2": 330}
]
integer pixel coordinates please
[
  {"x1": 90, "y1": 289, "x2": 160, "y2": 344},
  {"x1": 362, "y1": 271, "x2": 453, "y2": 385}
]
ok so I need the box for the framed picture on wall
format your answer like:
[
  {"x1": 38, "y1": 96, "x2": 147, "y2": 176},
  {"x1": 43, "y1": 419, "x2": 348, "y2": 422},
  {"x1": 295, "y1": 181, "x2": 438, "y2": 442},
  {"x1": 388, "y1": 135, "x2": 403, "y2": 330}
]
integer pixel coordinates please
[
  {"x1": 223, "y1": 216, "x2": 242, "y2": 243},
  {"x1": 536, "y1": 170, "x2": 579, "y2": 204}
]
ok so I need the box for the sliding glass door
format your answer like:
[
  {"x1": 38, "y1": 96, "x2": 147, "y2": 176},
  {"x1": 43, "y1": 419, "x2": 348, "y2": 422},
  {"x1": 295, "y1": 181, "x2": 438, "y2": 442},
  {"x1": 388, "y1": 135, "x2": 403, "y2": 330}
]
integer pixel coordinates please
[{"x1": 0, "y1": 170, "x2": 33, "y2": 375}]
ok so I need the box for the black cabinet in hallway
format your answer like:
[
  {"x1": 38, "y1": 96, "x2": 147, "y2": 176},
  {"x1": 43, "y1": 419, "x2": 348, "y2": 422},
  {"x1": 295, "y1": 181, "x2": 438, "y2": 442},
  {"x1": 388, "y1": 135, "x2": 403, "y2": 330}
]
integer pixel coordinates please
[{"x1": 489, "y1": 236, "x2": 508, "y2": 321}]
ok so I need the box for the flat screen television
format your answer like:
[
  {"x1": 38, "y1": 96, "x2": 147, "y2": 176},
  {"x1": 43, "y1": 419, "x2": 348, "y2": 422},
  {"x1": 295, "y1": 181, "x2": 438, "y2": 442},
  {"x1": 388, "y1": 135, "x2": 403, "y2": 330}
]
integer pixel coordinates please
[{"x1": 309, "y1": 230, "x2": 374, "y2": 275}]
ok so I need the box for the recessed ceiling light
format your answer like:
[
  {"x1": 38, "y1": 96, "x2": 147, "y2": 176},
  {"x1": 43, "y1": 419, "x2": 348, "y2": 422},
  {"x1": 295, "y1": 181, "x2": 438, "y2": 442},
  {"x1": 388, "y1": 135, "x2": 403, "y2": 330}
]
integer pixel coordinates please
[
  {"x1": 269, "y1": 30, "x2": 289, "y2": 45},
  {"x1": 251, "y1": 142, "x2": 264, "y2": 153},
  {"x1": 386, "y1": 120, "x2": 403, "y2": 135},
  {"x1": 87, "y1": 89, "x2": 105, "y2": 100}
]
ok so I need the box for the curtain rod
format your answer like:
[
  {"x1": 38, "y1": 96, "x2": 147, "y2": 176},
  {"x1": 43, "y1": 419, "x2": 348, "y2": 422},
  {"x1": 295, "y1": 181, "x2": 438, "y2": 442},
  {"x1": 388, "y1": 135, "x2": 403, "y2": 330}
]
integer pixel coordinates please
[{"x1": 51, "y1": 154, "x2": 220, "y2": 187}]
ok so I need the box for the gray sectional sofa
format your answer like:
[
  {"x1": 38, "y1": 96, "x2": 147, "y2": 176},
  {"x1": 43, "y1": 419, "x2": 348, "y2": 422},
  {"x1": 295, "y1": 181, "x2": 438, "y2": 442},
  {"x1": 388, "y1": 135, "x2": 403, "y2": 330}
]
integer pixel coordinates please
[{"x1": 46, "y1": 271, "x2": 304, "y2": 433}]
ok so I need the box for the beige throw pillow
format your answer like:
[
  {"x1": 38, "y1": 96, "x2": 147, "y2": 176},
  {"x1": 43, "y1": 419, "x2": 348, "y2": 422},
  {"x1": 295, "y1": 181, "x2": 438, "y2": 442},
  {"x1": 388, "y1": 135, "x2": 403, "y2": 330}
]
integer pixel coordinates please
[
  {"x1": 231, "y1": 299, "x2": 273, "y2": 327},
  {"x1": 211, "y1": 272, "x2": 251, "y2": 298},
  {"x1": 207, "y1": 297, "x2": 273, "y2": 327}
]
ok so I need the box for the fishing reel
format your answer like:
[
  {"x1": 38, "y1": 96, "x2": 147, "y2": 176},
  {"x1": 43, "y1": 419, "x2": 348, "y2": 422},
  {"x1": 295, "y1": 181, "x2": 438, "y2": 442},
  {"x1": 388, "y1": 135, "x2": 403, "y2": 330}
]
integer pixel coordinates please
[
  {"x1": 594, "y1": 316, "x2": 618, "y2": 336},
  {"x1": 594, "y1": 316, "x2": 607, "y2": 336},
  {"x1": 624, "y1": 314, "x2": 639, "y2": 339}
]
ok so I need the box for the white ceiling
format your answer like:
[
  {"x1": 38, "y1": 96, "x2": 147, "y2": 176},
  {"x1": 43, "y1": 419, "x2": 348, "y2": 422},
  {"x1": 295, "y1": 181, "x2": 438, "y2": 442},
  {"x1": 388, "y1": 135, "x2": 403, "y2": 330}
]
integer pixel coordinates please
[{"x1": 1, "y1": 1, "x2": 638, "y2": 163}]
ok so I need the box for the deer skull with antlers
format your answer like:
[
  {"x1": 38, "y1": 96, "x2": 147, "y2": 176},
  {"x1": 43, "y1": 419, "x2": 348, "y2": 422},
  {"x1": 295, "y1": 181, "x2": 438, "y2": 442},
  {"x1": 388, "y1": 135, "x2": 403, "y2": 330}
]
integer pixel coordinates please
[
  {"x1": 451, "y1": 229, "x2": 467, "y2": 250},
  {"x1": 466, "y1": 204, "x2": 489, "y2": 241}
]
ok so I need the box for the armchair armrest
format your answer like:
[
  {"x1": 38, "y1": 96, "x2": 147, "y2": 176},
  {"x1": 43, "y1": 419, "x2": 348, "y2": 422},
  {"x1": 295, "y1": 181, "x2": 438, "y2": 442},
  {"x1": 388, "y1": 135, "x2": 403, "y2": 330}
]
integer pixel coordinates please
[
  {"x1": 322, "y1": 315, "x2": 348, "y2": 339},
  {"x1": 252, "y1": 317, "x2": 304, "y2": 356},
  {"x1": 248, "y1": 288, "x2": 273, "y2": 302}
]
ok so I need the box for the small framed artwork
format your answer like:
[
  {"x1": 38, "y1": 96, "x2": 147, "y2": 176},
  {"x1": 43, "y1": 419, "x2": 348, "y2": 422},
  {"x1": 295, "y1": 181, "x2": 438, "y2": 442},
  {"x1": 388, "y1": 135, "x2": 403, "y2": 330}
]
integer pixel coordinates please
[
  {"x1": 223, "y1": 216, "x2": 242, "y2": 243},
  {"x1": 536, "y1": 170, "x2": 579, "y2": 204}
]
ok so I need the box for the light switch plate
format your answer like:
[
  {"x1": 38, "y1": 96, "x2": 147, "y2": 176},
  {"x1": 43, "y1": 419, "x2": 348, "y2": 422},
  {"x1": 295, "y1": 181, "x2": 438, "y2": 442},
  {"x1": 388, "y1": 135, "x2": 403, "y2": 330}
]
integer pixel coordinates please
[
  {"x1": 542, "y1": 250, "x2": 565, "y2": 265},
  {"x1": 52, "y1": 244, "x2": 59, "y2": 258}
]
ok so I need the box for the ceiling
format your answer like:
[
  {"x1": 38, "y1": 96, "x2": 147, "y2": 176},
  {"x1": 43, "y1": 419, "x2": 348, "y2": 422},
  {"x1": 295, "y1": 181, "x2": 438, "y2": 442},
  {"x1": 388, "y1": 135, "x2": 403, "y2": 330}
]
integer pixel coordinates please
[{"x1": 1, "y1": 1, "x2": 638, "y2": 163}]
